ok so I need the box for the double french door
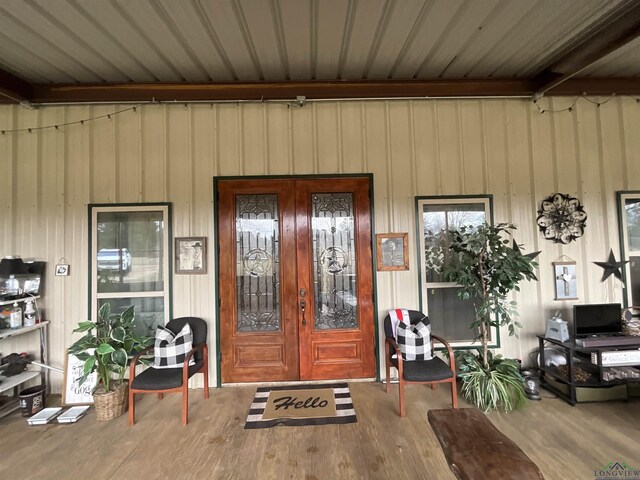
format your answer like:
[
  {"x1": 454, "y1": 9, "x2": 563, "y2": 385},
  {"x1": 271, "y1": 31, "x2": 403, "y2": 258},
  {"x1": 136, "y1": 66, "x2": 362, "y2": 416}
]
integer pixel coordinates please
[{"x1": 217, "y1": 177, "x2": 375, "y2": 383}]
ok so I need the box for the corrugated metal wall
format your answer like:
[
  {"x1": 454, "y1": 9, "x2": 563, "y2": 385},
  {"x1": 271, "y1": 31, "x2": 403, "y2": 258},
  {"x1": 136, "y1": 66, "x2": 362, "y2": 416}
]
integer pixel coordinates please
[{"x1": 1, "y1": 97, "x2": 639, "y2": 392}]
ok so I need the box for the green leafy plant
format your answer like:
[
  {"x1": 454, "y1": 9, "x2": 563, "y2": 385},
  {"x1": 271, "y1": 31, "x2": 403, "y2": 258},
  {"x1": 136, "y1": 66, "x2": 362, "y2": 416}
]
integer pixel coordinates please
[
  {"x1": 68, "y1": 303, "x2": 153, "y2": 393},
  {"x1": 426, "y1": 222, "x2": 538, "y2": 411},
  {"x1": 457, "y1": 350, "x2": 527, "y2": 412}
]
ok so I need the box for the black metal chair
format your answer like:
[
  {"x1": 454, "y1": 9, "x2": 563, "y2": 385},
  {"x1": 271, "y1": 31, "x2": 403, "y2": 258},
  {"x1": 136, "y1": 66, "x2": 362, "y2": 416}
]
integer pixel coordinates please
[
  {"x1": 384, "y1": 310, "x2": 457, "y2": 416},
  {"x1": 128, "y1": 316, "x2": 209, "y2": 425}
]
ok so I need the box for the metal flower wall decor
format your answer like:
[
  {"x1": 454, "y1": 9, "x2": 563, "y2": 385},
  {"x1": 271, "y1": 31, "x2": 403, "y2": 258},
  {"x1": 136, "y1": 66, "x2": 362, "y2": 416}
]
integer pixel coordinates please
[{"x1": 536, "y1": 193, "x2": 587, "y2": 244}]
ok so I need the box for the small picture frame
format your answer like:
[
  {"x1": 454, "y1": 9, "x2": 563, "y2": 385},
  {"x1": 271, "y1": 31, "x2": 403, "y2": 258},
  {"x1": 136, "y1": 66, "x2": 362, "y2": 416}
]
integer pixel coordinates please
[
  {"x1": 55, "y1": 264, "x2": 70, "y2": 276},
  {"x1": 376, "y1": 233, "x2": 409, "y2": 271},
  {"x1": 554, "y1": 261, "x2": 578, "y2": 300},
  {"x1": 175, "y1": 237, "x2": 207, "y2": 274}
]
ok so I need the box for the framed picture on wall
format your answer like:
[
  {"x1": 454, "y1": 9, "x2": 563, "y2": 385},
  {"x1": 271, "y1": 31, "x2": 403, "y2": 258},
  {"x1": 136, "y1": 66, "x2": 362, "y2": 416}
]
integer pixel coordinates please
[
  {"x1": 175, "y1": 237, "x2": 207, "y2": 274},
  {"x1": 376, "y1": 233, "x2": 409, "y2": 271},
  {"x1": 553, "y1": 261, "x2": 578, "y2": 300}
]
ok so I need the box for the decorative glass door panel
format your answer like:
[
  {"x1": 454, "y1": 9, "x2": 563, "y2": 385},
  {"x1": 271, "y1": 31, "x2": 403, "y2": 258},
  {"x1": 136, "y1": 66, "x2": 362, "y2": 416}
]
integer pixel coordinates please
[
  {"x1": 311, "y1": 193, "x2": 358, "y2": 330},
  {"x1": 236, "y1": 194, "x2": 281, "y2": 332},
  {"x1": 218, "y1": 177, "x2": 375, "y2": 383}
]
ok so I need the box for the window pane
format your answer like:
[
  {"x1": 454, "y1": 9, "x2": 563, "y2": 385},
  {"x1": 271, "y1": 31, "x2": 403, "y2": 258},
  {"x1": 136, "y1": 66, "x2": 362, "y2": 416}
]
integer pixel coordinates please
[
  {"x1": 236, "y1": 194, "x2": 281, "y2": 332},
  {"x1": 98, "y1": 297, "x2": 164, "y2": 337},
  {"x1": 312, "y1": 193, "x2": 358, "y2": 330},
  {"x1": 423, "y1": 203, "x2": 486, "y2": 283},
  {"x1": 96, "y1": 211, "x2": 165, "y2": 294},
  {"x1": 630, "y1": 256, "x2": 640, "y2": 306},
  {"x1": 626, "y1": 199, "x2": 640, "y2": 251},
  {"x1": 426, "y1": 288, "x2": 487, "y2": 342}
]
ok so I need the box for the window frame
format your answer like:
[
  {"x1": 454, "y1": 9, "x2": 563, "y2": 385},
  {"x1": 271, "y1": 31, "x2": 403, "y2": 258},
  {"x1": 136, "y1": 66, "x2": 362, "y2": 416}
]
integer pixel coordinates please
[
  {"x1": 88, "y1": 203, "x2": 173, "y2": 324},
  {"x1": 617, "y1": 191, "x2": 640, "y2": 308},
  {"x1": 415, "y1": 195, "x2": 497, "y2": 349}
]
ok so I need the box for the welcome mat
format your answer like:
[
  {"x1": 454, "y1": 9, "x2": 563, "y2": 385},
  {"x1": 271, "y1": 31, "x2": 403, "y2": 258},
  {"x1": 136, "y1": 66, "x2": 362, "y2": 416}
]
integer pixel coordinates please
[
  {"x1": 244, "y1": 383, "x2": 357, "y2": 429},
  {"x1": 428, "y1": 408, "x2": 544, "y2": 480}
]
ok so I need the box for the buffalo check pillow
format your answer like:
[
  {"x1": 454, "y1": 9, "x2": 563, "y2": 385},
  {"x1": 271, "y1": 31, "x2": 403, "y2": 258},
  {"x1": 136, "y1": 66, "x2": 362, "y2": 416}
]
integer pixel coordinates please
[
  {"x1": 396, "y1": 318, "x2": 432, "y2": 361},
  {"x1": 153, "y1": 323, "x2": 196, "y2": 369}
]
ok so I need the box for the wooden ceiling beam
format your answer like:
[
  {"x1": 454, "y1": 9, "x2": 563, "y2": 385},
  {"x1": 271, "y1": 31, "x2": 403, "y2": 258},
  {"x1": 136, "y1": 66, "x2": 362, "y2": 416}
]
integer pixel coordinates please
[
  {"x1": 533, "y1": 2, "x2": 640, "y2": 96},
  {"x1": 0, "y1": 68, "x2": 33, "y2": 103},
  {"x1": 30, "y1": 79, "x2": 536, "y2": 103},
  {"x1": 0, "y1": 77, "x2": 633, "y2": 105}
]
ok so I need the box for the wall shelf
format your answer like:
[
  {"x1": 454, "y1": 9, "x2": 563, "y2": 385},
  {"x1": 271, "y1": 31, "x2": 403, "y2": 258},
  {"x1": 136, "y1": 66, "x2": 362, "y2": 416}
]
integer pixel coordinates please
[
  {"x1": 0, "y1": 320, "x2": 49, "y2": 419},
  {"x1": 0, "y1": 295, "x2": 40, "y2": 307}
]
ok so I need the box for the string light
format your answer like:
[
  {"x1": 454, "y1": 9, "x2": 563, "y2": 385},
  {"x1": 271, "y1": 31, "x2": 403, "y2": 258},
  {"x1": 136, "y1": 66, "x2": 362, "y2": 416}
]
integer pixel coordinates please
[
  {"x1": 0, "y1": 104, "x2": 142, "y2": 134},
  {"x1": 533, "y1": 94, "x2": 620, "y2": 114}
]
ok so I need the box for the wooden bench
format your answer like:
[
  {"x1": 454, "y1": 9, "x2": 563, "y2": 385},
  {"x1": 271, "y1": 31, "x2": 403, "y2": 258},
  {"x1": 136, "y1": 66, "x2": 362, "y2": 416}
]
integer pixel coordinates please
[{"x1": 428, "y1": 408, "x2": 544, "y2": 480}]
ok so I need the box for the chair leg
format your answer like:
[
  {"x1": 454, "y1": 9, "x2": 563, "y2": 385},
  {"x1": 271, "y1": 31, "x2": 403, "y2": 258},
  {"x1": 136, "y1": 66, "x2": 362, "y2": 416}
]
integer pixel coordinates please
[
  {"x1": 431, "y1": 383, "x2": 436, "y2": 390},
  {"x1": 385, "y1": 362, "x2": 391, "y2": 394},
  {"x1": 158, "y1": 393, "x2": 163, "y2": 400},
  {"x1": 182, "y1": 385, "x2": 189, "y2": 425},
  {"x1": 203, "y1": 346, "x2": 210, "y2": 400},
  {"x1": 451, "y1": 379, "x2": 458, "y2": 409},
  {"x1": 399, "y1": 380, "x2": 406, "y2": 417},
  {"x1": 128, "y1": 390, "x2": 135, "y2": 426}
]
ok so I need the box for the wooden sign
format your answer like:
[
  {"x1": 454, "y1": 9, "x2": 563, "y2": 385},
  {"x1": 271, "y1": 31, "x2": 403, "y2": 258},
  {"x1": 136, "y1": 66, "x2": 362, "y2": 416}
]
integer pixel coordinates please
[{"x1": 62, "y1": 352, "x2": 97, "y2": 406}]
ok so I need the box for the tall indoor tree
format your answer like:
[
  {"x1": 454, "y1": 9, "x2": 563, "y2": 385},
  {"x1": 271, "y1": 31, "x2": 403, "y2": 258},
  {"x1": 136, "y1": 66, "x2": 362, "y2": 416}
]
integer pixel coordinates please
[{"x1": 426, "y1": 222, "x2": 539, "y2": 411}]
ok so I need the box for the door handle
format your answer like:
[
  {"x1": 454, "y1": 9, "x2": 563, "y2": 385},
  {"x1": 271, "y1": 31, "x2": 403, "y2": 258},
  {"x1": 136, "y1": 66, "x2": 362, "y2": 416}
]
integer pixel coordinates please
[{"x1": 299, "y1": 288, "x2": 307, "y2": 326}]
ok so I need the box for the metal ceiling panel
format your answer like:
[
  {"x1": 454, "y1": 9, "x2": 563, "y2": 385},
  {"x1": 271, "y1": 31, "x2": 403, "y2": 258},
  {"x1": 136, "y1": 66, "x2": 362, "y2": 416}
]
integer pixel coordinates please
[
  {"x1": 440, "y1": 0, "x2": 539, "y2": 78},
  {"x1": 277, "y1": 0, "x2": 312, "y2": 80},
  {"x1": 113, "y1": 0, "x2": 210, "y2": 82},
  {"x1": 0, "y1": 0, "x2": 637, "y2": 90},
  {"x1": 0, "y1": 1, "x2": 102, "y2": 82},
  {"x1": 365, "y1": 0, "x2": 431, "y2": 79},
  {"x1": 507, "y1": 0, "x2": 627, "y2": 77},
  {"x1": 315, "y1": 0, "x2": 351, "y2": 79},
  {"x1": 31, "y1": 0, "x2": 156, "y2": 82},
  {"x1": 7, "y1": 0, "x2": 131, "y2": 82},
  {"x1": 340, "y1": 0, "x2": 387, "y2": 80},
  {"x1": 72, "y1": 0, "x2": 183, "y2": 82},
  {"x1": 236, "y1": 0, "x2": 287, "y2": 81},
  {"x1": 158, "y1": 0, "x2": 235, "y2": 81},
  {"x1": 198, "y1": 0, "x2": 261, "y2": 81},
  {"x1": 416, "y1": 0, "x2": 501, "y2": 78},
  {"x1": 0, "y1": 32, "x2": 74, "y2": 83},
  {"x1": 465, "y1": 0, "x2": 576, "y2": 78},
  {"x1": 581, "y1": 36, "x2": 640, "y2": 77},
  {"x1": 389, "y1": 0, "x2": 461, "y2": 79}
]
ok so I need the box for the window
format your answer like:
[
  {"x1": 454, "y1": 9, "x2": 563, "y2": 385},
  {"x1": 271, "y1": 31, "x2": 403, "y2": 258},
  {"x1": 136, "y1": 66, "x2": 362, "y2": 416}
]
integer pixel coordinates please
[
  {"x1": 416, "y1": 196, "x2": 495, "y2": 348},
  {"x1": 90, "y1": 204, "x2": 171, "y2": 336},
  {"x1": 618, "y1": 192, "x2": 640, "y2": 307}
]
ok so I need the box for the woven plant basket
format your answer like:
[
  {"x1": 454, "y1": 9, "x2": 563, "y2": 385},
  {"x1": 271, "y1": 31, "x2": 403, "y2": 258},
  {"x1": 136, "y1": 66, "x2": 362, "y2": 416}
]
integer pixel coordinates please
[{"x1": 93, "y1": 382, "x2": 129, "y2": 421}]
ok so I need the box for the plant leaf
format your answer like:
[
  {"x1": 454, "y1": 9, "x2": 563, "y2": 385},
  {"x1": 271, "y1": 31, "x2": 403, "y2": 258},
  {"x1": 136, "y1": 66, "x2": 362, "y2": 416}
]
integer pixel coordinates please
[
  {"x1": 110, "y1": 326, "x2": 126, "y2": 343},
  {"x1": 112, "y1": 348, "x2": 128, "y2": 368},
  {"x1": 97, "y1": 343, "x2": 115, "y2": 355},
  {"x1": 83, "y1": 356, "x2": 97, "y2": 376},
  {"x1": 73, "y1": 321, "x2": 95, "y2": 333}
]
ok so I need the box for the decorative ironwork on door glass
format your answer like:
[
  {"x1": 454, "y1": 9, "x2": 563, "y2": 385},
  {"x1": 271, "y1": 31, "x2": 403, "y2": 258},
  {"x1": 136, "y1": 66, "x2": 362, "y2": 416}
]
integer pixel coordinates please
[
  {"x1": 236, "y1": 194, "x2": 280, "y2": 332},
  {"x1": 312, "y1": 193, "x2": 358, "y2": 329}
]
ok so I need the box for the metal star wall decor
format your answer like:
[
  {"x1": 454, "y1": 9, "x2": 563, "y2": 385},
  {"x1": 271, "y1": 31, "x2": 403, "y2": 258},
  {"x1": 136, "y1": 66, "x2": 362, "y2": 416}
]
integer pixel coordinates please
[{"x1": 593, "y1": 249, "x2": 628, "y2": 283}]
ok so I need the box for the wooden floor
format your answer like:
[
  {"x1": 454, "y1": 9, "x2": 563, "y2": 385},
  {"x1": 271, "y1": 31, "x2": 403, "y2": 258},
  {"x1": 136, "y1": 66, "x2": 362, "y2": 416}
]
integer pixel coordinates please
[{"x1": 2, "y1": 382, "x2": 638, "y2": 479}]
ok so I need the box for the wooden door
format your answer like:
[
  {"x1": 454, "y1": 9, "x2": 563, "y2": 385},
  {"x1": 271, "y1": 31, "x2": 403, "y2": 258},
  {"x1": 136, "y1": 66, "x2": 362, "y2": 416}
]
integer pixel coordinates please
[{"x1": 218, "y1": 177, "x2": 375, "y2": 383}]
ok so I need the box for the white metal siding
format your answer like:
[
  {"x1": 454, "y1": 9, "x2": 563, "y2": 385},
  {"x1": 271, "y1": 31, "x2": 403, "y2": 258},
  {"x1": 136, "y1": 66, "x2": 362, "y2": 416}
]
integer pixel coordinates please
[{"x1": 1, "y1": 97, "x2": 639, "y2": 391}]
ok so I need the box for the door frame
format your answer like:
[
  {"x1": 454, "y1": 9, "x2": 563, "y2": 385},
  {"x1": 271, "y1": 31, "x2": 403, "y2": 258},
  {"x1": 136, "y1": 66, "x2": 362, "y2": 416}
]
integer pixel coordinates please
[{"x1": 213, "y1": 173, "x2": 379, "y2": 386}]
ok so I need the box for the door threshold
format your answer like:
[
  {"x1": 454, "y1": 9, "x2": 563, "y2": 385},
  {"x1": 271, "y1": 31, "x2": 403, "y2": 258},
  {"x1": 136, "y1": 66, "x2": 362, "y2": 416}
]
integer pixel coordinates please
[{"x1": 222, "y1": 377, "x2": 376, "y2": 387}]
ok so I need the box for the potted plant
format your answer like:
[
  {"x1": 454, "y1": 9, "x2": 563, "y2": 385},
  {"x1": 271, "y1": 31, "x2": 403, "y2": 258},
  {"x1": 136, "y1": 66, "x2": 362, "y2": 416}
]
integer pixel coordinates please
[
  {"x1": 68, "y1": 303, "x2": 153, "y2": 421},
  {"x1": 426, "y1": 222, "x2": 538, "y2": 412}
]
